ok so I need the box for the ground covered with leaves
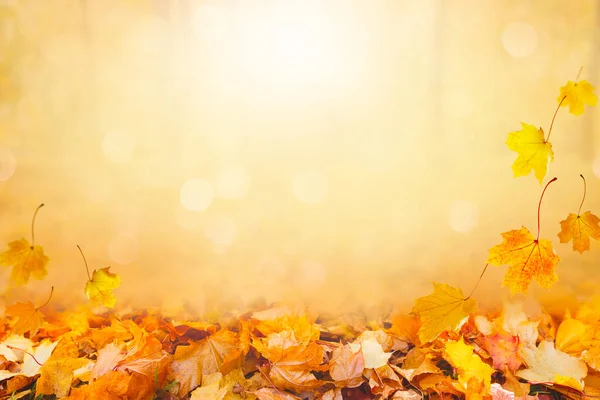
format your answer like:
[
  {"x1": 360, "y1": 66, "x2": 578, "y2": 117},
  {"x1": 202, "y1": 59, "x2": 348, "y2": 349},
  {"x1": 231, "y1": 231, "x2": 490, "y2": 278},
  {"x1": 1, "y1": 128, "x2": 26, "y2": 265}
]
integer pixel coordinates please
[{"x1": 2, "y1": 299, "x2": 600, "y2": 400}]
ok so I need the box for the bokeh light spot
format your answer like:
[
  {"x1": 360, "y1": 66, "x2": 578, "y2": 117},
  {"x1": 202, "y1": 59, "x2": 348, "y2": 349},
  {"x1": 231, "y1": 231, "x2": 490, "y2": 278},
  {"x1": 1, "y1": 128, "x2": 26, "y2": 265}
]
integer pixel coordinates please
[
  {"x1": 180, "y1": 178, "x2": 214, "y2": 212},
  {"x1": 501, "y1": 22, "x2": 537, "y2": 58},
  {"x1": 0, "y1": 149, "x2": 17, "y2": 181},
  {"x1": 102, "y1": 131, "x2": 136, "y2": 164},
  {"x1": 108, "y1": 233, "x2": 139, "y2": 265},
  {"x1": 448, "y1": 200, "x2": 479, "y2": 233},
  {"x1": 292, "y1": 169, "x2": 329, "y2": 204}
]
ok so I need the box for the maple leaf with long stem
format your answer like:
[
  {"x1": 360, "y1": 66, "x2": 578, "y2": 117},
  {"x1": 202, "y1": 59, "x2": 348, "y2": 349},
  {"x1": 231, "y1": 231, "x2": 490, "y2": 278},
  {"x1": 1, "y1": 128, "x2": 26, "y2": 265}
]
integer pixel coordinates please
[
  {"x1": 5, "y1": 286, "x2": 53, "y2": 336},
  {"x1": 487, "y1": 177, "x2": 560, "y2": 294},
  {"x1": 0, "y1": 204, "x2": 49, "y2": 285},
  {"x1": 557, "y1": 67, "x2": 597, "y2": 116},
  {"x1": 77, "y1": 245, "x2": 121, "y2": 308},
  {"x1": 558, "y1": 174, "x2": 600, "y2": 253}
]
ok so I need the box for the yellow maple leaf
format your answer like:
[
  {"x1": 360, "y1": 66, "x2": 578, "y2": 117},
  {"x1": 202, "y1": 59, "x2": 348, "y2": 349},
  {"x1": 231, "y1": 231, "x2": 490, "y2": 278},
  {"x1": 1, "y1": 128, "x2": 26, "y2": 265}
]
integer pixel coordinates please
[
  {"x1": 0, "y1": 238, "x2": 49, "y2": 285},
  {"x1": 487, "y1": 226, "x2": 559, "y2": 294},
  {"x1": 558, "y1": 212, "x2": 600, "y2": 254},
  {"x1": 84, "y1": 267, "x2": 121, "y2": 308},
  {"x1": 36, "y1": 356, "x2": 90, "y2": 398},
  {"x1": 506, "y1": 122, "x2": 553, "y2": 184},
  {"x1": 444, "y1": 338, "x2": 494, "y2": 395},
  {"x1": 517, "y1": 341, "x2": 587, "y2": 391},
  {"x1": 557, "y1": 80, "x2": 597, "y2": 116},
  {"x1": 412, "y1": 282, "x2": 477, "y2": 344}
]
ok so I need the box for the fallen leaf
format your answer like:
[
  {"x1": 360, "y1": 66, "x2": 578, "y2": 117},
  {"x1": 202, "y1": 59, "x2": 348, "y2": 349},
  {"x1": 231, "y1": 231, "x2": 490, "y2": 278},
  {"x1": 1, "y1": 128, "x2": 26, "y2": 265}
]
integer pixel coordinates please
[
  {"x1": 0, "y1": 239, "x2": 49, "y2": 286},
  {"x1": 444, "y1": 337, "x2": 494, "y2": 396},
  {"x1": 85, "y1": 267, "x2": 121, "y2": 308},
  {"x1": 506, "y1": 123, "x2": 553, "y2": 184},
  {"x1": 558, "y1": 211, "x2": 600, "y2": 253},
  {"x1": 169, "y1": 329, "x2": 243, "y2": 397},
  {"x1": 354, "y1": 336, "x2": 392, "y2": 369},
  {"x1": 329, "y1": 344, "x2": 364, "y2": 388},
  {"x1": 557, "y1": 80, "x2": 597, "y2": 115},
  {"x1": 412, "y1": 282, "x2": 477, "y2": 344},
  {"x1": 483, "y1": 331, "x2": 522, "y2": 372},
  {"x1": 516, "y1": 340, "x2": 587, "y2": 391},
  {"x1": 487, "y1": 226, "x2": 560, "y2": 294},
  {"x1": 36, "y1": 356, "x2": 90, "y2": 398}
]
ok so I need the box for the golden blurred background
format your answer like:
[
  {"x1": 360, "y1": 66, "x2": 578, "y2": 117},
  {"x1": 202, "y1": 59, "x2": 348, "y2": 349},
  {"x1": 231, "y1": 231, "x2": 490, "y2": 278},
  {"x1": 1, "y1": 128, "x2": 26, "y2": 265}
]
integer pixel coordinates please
[{"x1": 0, "y1": 0, "x2": 599, "y2": 316}]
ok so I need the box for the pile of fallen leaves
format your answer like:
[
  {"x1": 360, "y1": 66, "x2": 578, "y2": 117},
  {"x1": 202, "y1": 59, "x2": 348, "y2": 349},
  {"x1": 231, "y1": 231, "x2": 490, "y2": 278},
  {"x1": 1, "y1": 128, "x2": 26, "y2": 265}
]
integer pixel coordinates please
[
  {"x1": 1, "y1": 299, "x2": 600, "y2": 399},
  {"x1": 0, "y1": 72, "x2": 599, "y2": 399}
]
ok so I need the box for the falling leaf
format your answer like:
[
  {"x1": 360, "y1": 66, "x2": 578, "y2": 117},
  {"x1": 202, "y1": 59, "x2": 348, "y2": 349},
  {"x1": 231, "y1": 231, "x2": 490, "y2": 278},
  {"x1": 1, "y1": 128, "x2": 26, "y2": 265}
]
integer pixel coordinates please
[
  {"x1": 412, "y1": 282, "x2": 477, "y2": 344},
  {"x1": 557, "y1": 80, "x2": 597, "y2": 116},
  {"x1": 487, "y1": 226, "x2": 560, "y2": 294},
  {"x1": 85, "y1": 267, "x2": 121, "y2": 308},
  {"x1": 558, "y1": 212, "x2": 600, "y2": 254},
  {"x1": 5, "y1": 301, "x2": 45, "y2": 336},
  {"x1": 517, "y1": 340, "x2": 587, "y2": 391},
  {"x1": 506, "y1": 123, "x2": 553, "y2": 184},
  {"x1": 0, "y1": 239, "x2": 49, "y2": 286},
  {"x1": 444, "y1": 337, "x2": 494, "y2": 396}
]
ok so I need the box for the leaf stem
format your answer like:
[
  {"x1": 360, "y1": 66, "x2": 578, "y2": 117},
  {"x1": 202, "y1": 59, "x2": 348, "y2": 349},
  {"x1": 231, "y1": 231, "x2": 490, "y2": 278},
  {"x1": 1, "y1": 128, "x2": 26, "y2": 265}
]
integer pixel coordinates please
[
  {"x1": 36, "y1": 286, "x2": 54, "y2": 310},
  {"x1": 77, "y1": 245, "x2": 92, "y2": 281},
  {"x1": 575, "y1": 66, "x2": 583, "y2": 83},
  {"x1": 6, "y1": 345, "x2": 43, "y2": 366},
  {"x1": 578, "y1": 174, "x2": 587, "y2": 216},
  {"x1": 465, "y1": 263, "x2": 488, "y2": 300},
  {"x1": 537, "y1": 177, "x2": 558, "y2": 240},
  {"x1": 546, "y1": 97, "x2": 565, "y2": 143},
  {"x1": 31, "y1": 203, "x2": 44, "y2": 247}
]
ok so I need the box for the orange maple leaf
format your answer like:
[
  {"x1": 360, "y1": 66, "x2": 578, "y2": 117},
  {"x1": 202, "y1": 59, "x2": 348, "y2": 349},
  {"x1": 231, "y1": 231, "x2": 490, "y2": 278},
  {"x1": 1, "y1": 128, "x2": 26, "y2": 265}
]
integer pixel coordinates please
[
  {"x1": 487, "y1": 226, "x2": 559, "y2": 294},
  {"x1": 169, "y1": 329, "x2": 243, "y2": 397},
  {"x1": 487, "y1": 179, "x2": 560, "y2": 294},
  {"x1": 558, "y1": 212, "x2": 600, "y2": 254},
  {"x1": 557, "y1": 175, "x2": 600, "y2": 253},
  {"x1": 5, "y1": 287, "x2": 53, "y2": 336}
]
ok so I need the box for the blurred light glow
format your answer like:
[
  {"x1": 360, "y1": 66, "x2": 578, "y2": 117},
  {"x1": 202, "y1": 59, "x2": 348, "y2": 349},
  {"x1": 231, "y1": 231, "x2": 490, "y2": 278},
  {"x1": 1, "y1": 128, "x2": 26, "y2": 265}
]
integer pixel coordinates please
[
  {"x1": 292, "y1": 169, "x2": 329, "y2": 204},
  {"x1": 108, "y1": 233, "x2": 139, "y2": 265},
  {"x1": 442, "y1": 88, "x2": 474, "y2": 118},
  {"x1": 215, "y1": 165, "x2": 251, "y2": 199},
  {"x1": 191, "y1": 2, "x2": 230, "y2": 42},
  {"x1": 205, "y1": 213, "x2": 237, "y2": 246},
  {"x1": 501, "y1": 22, "x2": 537, "y2": 58},
  {"x1": 297, "y1": 260, "x2": 328, "y2": 289},
  {"x1": 0, "y1": 148, "x2": 17, "y2": 181},
  {"x1": 180, "y1": 178, "x2": 213, "y2": 212},
  {"x1": 448, "y1": 200, "x2": 479, "y2": 233},
  {"x1": 102, "y1": 131, "x2": 136, "y2": 164},
  {"x1": 124, "y1": 15, "x2": 167, "y2": 54},
  {"x1": 593, "y1": 157, "x2": 600, "y2": 178}
]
